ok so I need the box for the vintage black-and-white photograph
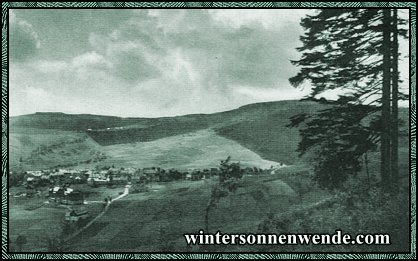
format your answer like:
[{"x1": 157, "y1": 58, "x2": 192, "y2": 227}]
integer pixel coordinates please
[{"x1": 7, "y1": 7, "x2": 411, "y2": 253}]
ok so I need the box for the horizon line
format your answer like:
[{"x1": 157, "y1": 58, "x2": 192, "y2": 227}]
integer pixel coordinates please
[
  {"x1": 9, "y1": 99, "x2": 303, "y2": 119},
  {"x1": 9, "y1": 98, "x2": 410, "y2": 119}
]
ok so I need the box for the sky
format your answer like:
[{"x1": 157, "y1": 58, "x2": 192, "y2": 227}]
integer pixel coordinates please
[{"x1": 9, "y1": 9, "x2": 410, "y2": 117}]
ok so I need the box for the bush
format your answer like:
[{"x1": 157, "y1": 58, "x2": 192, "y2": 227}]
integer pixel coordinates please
[
  {"x1": 259, "y1": 177, "x2": 409, "y2": 252},
  {"x1": 9, "y1": 172, "x2": 25, "y2": 187}
]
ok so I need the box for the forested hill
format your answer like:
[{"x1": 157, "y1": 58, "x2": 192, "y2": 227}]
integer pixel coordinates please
[{"x1": 10, "y1": 100, "x2": 409, "y2": 166}]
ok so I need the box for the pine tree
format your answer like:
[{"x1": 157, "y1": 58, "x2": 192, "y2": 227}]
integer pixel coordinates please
[
  {"x1": 391, "y1": 9, "x2": 400, "y2": 192},
  {"x1": 289, "y1": 9, "x2": 407, "y2": 191},
  {"x1": 381, "y1": 9, "x2": 392, "y2": 191}
]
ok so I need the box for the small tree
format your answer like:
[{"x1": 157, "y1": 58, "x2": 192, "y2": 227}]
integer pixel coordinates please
[{"x1": 204, "y1": 157, "x2": 243, "y2": 232}]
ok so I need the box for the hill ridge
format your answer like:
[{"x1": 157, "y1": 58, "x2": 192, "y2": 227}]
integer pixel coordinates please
[{"x1": 9, "y1": 100, "x2": 409, "y2": 171}]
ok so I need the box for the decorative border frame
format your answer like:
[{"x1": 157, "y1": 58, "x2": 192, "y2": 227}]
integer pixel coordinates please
[{"x1": 1, "y1": 2, "x2": 416, "y2": 259}]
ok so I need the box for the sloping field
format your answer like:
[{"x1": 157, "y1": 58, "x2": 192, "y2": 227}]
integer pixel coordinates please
[
  {"x1": 66, "y1": 175, "x2": 303, "y2": 252},
  {"x1": 9, "y1": 128, "x2": 104, "y2": 171},
  {"x1": 9, "y1": 101, "x2": 409, "y2": 171},
  {"x1": 8, "y1": 195, "x2": 66, "y2": 252},
  {"x1": 101, "y1": 129, "x2": 282, "y2": 169}
]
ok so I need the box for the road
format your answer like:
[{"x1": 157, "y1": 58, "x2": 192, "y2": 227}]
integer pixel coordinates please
[{"x1": 62, "y1": 185, "x2": 130, "y2": 243}]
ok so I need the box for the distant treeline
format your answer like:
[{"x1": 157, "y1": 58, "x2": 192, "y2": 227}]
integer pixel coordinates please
[
  {"x1": 88, "y1": 120, "x2": 209, "y2": 145},
  {"x1": 10, "y1": 112, "x2": 148, "y2": 131}
]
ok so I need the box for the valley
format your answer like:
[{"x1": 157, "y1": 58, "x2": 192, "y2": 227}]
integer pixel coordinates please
[
  {"x1": 7, "y1": 100, "x2": 410, "y2": 252},
  {"x1": 9, "y1": 100, "x2": 325, "y2": 171}
]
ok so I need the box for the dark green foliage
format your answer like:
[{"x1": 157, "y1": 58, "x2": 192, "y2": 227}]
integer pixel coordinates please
[
  {"x1": 291, "y1": 10, "x2": 381, "y2": 97},
  {"x1": 10, "y1": 112, "x2": 146, "y2": 131},
  {"x1": 278, "y1": 9, "x2": 410, "y2": 252},
  {"x1": 10, "y1": 101, "x2": 322, "y2": 165},
  {"x1": 88, "y1": 120, "x2": 209, "y2": 145},
  {"x1": 9, "y1": 171, "x2": 25, "y2": 187},
  {"x1": 215, "y1": 100, "x2": 325, "y2": 165},
  {"x1": 205, "y1": 157, "x2": 244, "y2": 232},
  {"x1": 218, "y1": 156, "x2": 244, "y2": 187},
  {"x1": 288, "y1": 103, "x2": 379, "y2": 189},
  {"x1": 258, "y1": 177, "x2": 409, "y2": 251},
  {"x1": 289, "y1": 9, "x2": 407, "y2": 190},
  {"x1": 290, "y1": 9, "x2": 407, "y2": 102}
]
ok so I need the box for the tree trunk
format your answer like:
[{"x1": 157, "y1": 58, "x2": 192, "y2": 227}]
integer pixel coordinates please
[
  {"x1": 391, "y1": 9, "x2": 399, "y2": 193},
  {"x1": 381, "y1": 9, "x2": 392, "y2": 192}
]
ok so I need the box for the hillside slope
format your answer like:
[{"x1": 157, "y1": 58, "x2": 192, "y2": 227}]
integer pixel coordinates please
[
  {"x1": 101, "y1": 129, "x2": 280, "y2": 169},
  {"x1": 9, "y1": 100, "x2": 409, "y2": 171},
  {"x1": 9, "y1": 128, "x2": 106, "y2": 171}
]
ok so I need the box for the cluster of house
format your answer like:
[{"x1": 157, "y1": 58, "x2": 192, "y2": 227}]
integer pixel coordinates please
[
  {"x1": 21, "y1": 167, "x2": 217, "y2": 189},
  {"x1": 23, "y1": 169, "x2": 90, "y2": 189},
  {"x1": 48, "y1": 186, "x2": 85, "y2": 205},
  {"x1": 20, "y1": 165, "x2": 276, "y2": 192},
  {"x1": 86, "y1": 167, "x2": 222, "y2": 185}
]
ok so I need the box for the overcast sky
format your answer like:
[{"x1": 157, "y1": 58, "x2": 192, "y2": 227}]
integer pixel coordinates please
[{"x1": 9, "y1": 9, "x2": 409, "y2": 117}]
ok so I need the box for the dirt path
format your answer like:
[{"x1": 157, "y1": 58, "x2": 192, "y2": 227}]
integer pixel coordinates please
[{"x1": 62, "y1": 186, "x2": 130, "y2": 243}]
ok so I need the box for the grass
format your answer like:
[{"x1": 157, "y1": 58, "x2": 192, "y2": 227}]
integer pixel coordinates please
[
  {"x1": 9, "y1": 128, "x2": 104, "y2": 171},
  {"x1": 63, "y1": 174, "x2": 316, "y2": 252},
  {"x1": 8, "y1": 189, "x2": 66, "y2": 251},
  {"x1": 8, "y1": 184, "x2": 127, "y2": 252},
  {"x1": 8, "y1": 101, "x2": 411, "y2": 252},
  {"x1": 9, "y1": 101, "x2": 325, "y2": 171},
  {"x1": 101, "y1": 129, "x2": 281, "y2": 170},
  {"x1": 10, "y1": 101, "x2": 409, "y2": 171}
]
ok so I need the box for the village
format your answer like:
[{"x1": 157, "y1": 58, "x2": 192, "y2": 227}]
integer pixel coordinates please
[{"x1": 9, "y1": 164, "x2": 283, "y2": 226}]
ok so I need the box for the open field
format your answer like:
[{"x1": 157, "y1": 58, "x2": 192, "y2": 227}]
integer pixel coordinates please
[
  {"x1": 9, "y1": 128, "x2": 104, "y2": 171},
  {"x1": 8, "y1": 185, "x2": 128, "y2": 252},
  {"x1": 102, "y1": 129, "x2": 281, "y2": 169},
  {"x1": 9, "y1": 188, "x2": 67, "y2": 252},
  {"x1": 9, "y1": 101, "x2": 326, "y2": 171},
  {"x1": 8, "y1": 100, "x2": 411, "y2": 252},
  {"x1": 65, "y1": 174, "x2": 314, "y2": 252},
  {"x1": 9, "y1": 101, "x2": 409, "y2": 172}
]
